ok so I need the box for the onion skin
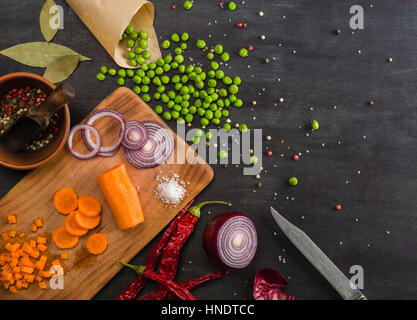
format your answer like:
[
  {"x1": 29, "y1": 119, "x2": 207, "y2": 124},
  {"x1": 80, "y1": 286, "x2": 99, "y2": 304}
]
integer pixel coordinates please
[{"x1": 203, "y1": 212, "x2": 256, "y2": 270}]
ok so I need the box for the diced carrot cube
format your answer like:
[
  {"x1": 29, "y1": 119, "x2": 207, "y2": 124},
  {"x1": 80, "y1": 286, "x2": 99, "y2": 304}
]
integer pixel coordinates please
[
  {"x1": 38, "y1": 281, "x2": 47, "y2": 289},
  {"x1": 60, "y1": 252, "x2": 68, "y2": 260},
  {"x1": 3, "y1": 282, "x2": 10, "y2": 290},
  {"x1": 31, "y1": 224, "x2": 38, "y2": 232},
  {"x1": 14, "y1": 273, "x2": 22, "y2": 280},
  {"x1": 34, "y1": 218, "x2": 43, "y2": 228},
  {"x1": 16, "y1": 280, "x2": 23, "y2": 290},
  {"x1": 35, "y1": 273, "x2": 43, "y2": 282},
  {"x1": 12, "y1": 266, "x2": 21, "y2": 273},
  {"x1": 30, "y1": 250, "x2": 40, "y2": 259},
  {"x1": 21, "y1": 266, "x2": 34, "y2": 274},
  {"x1": 19, "y1": 233, "x2": 25, "y2": 238},
  {"x1": 22, "y1": 242, "x2": 31, "y2": 254},
  {"x1": 1, "y1": 233, "x2": 9, "y2": 241},
  {"x1": 5, "y1": 243, "x2": 13, "y2": 252},
  {"x1": 21, "y1": 281, "x2": 28, "y2": 288},
  {"x1": 41, "y1": 271, "x2": 53, "y2": 278},
  {"x1": 29, "y1": 240, "x2": 36, "y2": 248},
  {"x1": 23, "y1": 274, "x2": 35, "y2": 283},
  {"x1": 51, "y1": 259, "x2": 61, "y2": 266},
  {"x1": 10, "y1": 243, "x2": 21, "y2": 252},
  {"x1": 37, "y1": 236, "x2": 47, "y2": 244},
  {"x1": 7, "y1": 215, "x2": 17, "y2": 224},
  {"x1": 37, "y1": 244, "x2": 47, "y2": 252},
  {"x1": 8, "y1": 285, "x2": 17, "y2": 293},
  {"x1": 8, "y1": 230, "x2": 16, "y2": 238},
  {"x1": 35, "y1": 255, "x2": 47, "y2": 271}
]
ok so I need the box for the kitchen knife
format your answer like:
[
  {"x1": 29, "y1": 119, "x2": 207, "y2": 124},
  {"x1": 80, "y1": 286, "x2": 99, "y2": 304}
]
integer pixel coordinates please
[{"x1": 270, "y1": 207, "x2": 367, "y2": 300}]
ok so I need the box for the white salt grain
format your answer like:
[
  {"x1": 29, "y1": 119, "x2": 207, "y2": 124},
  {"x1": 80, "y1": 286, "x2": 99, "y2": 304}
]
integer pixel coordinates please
[{"x1": 155, "y1": 173, "x2": 187, "y2": 205}]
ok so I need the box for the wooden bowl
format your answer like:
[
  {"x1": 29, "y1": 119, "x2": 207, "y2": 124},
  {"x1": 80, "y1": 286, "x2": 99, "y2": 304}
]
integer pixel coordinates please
[{"x1": 0, "y1": 72, "x2": 70, "y2": 170}]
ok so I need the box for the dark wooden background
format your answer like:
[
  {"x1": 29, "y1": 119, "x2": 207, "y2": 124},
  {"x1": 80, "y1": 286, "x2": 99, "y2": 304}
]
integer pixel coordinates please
[{"x1": 1, "y1": 0, "x2": 416, "y2": 300}]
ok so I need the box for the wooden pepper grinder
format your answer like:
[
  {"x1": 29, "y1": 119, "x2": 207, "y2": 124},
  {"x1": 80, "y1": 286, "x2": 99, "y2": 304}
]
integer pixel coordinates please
[{"x1": 0, "y1": 83, "x2": 75, "y2": 152}]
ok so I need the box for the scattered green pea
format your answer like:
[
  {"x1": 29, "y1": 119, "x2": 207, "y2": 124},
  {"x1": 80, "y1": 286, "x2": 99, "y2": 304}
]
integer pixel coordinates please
[
  {"x1": 228, "y1": 1, "x2": 237, "y2": 11},
  {"x1": 214, "y1": 45, "x2": 223, "y2": 54},
  {"x1": 239, "y1": 48, "x2": 248, "y2": 58},
  {"x1": 130, "y1": 31, "x2": 139, "y2": 41},
  {"x1": 163, "y1": 111, "x2": 172, "y2": 121},
  {"x1": 311, "y1": 120, "x2": 319, "y2": 130},
  {"x1": 125, "y1": 25, "x2": 134, "y2": 35},
  {"x1": 215, "y1": 70, "x2": 225, "y2": 79},
  {"x1": 196, "y1": 39, "x2": 206, "y2": 49},
  {"x1": 118, "y1": 69, "x2": 127, "y2": 78},
  {"x1": 100, "y1": 66, "x2": 108, "y2": 74},
  {"x1": 210, "y1": 61, "x2": 219, "y2": 70},
  {"x1": 233, "y1": 76, "x2": 242, "y2": 85},
  {"x1": 181, "y1": 32, "x2": 189, "y2": 41},
  {"x1": 223, "y1": 123, "x2": 231, "y2": 132},
  {"x1": 201, "y1": 118, "x2": 209, "y2": 126},
  {"x1": 132, "y1": 86, "x2": 141, "y2": 94},
  {"x1": 193, "y1": 136, "x2": 200, "y2": 144},
  {"x1": 142, "y1": 50, "x2": 151, "y2": 59},
  {"x1": 218, "y1": 150, "x2": 228, "y2": 159},
  {"x1": 117, "y1": 77, "x2": 125, "y2": 86},
  {"x1": 250, "y1": 156, "x2": 258, "y2": 165},
  {"x1": 162, "y1": 40, "x2": 171, "y2": 49},
  {"x1": 207, "y1": 52, "x2": 214, "y2": 60},
  {"x1": 184, "y1": 0, "x2": 193, "y2": 10},
  {"x1": 234, "y1": 99, "x2": 243, "y2": 107},
  {"x1": 185, "y1": 114, "x2": 193, "y2": 123},
  {"x1": 221, "y1": 52, "x2": 230, "y2": 62},
  {"x1": 142, "y1": 94, "x2": 151, "y2": 102},
  {"x1": 239, "y1": 124, "x2": 248, "y2": 133},
  {"x1": 288, "y1": 177, "x2": 298, "y2": 186},
  {"x1": 139, "y1": 30, "x2": 148, "y2": 40},
  {"x1": 96, "y1": 73, "x2": 106, "y2": 81},
  {"x1": 126, "y1": 39, "x2": 135, "y2": 48},
  {"x1": 154, "y1": 105, "x2": 163, "y2": 114},
  {"x1": 171, "y1": 33, "x2": 180, "y2": 42},
  {"x1": 126, "y1": 69, "x2": 135, "y2": 78},
  {"x1": 180, "y1": 43, "x2": 188, "y2": 50},
  {"x1": 175, "y1": 55, "x2": 185, "y2": 64}
]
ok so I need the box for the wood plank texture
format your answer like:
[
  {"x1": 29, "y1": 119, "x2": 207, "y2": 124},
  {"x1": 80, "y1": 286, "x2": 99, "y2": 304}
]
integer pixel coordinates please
[{"x1": 0, "y1": 87, "x2": 214, "y2": 299}]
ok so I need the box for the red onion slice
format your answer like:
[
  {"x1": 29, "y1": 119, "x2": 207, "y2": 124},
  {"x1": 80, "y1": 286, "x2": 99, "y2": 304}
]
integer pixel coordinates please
[
  {"x1": 68, "y1": 124, "x2": 101, "y2": 160},
  {"x1": 122, "y1": 121, "x2": 149, "y2": 149},
  {"x1": 203, "y1": 212, "x2": 258, "y2": 269},
  {"x1": 82, "y1": 109, "x2": 125, "y2": 156},
  {"x1": 123, "y1": 121, "x2": 174, "y2": 169}
]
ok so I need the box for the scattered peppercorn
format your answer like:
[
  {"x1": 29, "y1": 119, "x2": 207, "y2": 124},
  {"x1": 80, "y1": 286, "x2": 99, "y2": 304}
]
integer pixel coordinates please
[
  {"x1": 387, "y1": 57, "x2": 393, "y2": 62},
  {"x1": 260, "y1": 35, "x2": 266, "y2": 40},
  {"x1": 293, "y1": 155, "x2": 299, "y2": 161},
  {"x1": 257, "y1": 182, "x2": 263, "y2": 188},
  {"x1": 335, "y1": 29, "x2": 341, "y2": 35},
  {"x1": 266, "y1": 135, "x2": 271, "y2": 141},
  {"x1": 237, "y1": 22, "x2": 243, "y2": 28},
  {"x1": 335, "y1": 204, "x2": 342, "y2": 211},
  {"x1": 248, "y1": 45, "x2": 254, "y2": 51},
  {"x1": 266, "y1": 150, "x2": 272, "y2": 157},
  {"x1": 258, "y1": 11, "x2": 264, "y2": 16},
  {"x1": 368, "y1": 100, "x2": 374, "y2": 106},
  {"x1": 264, "y1": 58, "x2": 270, "y2": 63}
]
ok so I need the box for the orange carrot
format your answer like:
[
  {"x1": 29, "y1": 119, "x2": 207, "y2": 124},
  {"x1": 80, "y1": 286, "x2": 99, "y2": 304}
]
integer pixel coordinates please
[
  {"x1": 74, "y1": 211, "x2": 101, "y2": 230},
  {"x1": 37, "y1": 244, "x2": 47, "y2": 252},
  {"x1": 53, "y1": 188, "x2": 78, "y2": 214},
  {"x1": 34, "y1": 218, "x2": 43, "y2": 228},
  {"x1": 1, "y1": 233, "x2": 9, "y2": 241},
  {"x1": 7, "y1": 215, "x2": 17, "y2": 224},
  {"x1": 52, "y1": 226, "x2": 79, "y2": 249},
  {"x1": 78, "y1": 196, "x2": 101, "y2": 217},
  {"x1": 86, "y1": 233, "x2": 108, "y2": 255},
  {"x1": 8, "y1": 230, "x2": 16, "y2": 238},
  {"x1": 9, "y1": 285, "x2": 17, "y2": 293},
  {"x1": 97, "y1": 164, "x2": 144, "y2": 230},
  {"x1": 36, "y1": 236, "x2": 47, "y2": 245},
  {"x1": 64, "y1": 211, "x2": 89, "y2": 236},
  {"x1": 31, "y1": 224, "x2": 38, "y2": 232},
  {"x1": 38, "y1": 281, "x2": 47, "y2": 289},
  {"x1": 60, "y1": 252, "x2": 68, "y2": 260}
]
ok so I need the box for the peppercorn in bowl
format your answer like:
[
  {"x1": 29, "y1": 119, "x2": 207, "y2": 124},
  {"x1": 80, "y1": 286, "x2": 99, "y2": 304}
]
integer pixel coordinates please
[{"x1": 0, "y1": 72, "x2": 70, "y2": 170}]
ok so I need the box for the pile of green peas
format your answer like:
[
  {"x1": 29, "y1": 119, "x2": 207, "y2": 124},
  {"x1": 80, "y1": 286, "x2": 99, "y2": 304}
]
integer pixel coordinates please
[
  {"x1": 96, "y1": 32, "x2": 248, "y2": 135},
  {"x1": 123, "y1": 25, "x2": 152, "y2": 67}
]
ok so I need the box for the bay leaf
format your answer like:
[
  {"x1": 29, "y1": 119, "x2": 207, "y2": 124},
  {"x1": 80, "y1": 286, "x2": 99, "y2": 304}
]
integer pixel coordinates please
[
  {"x1": 43, "y1": 54, "x2": 80, "y2": 83},
  {"x1": 40, "y1": 0, "x2": 59, "y2": 42},
  {"x1": 0, "y1": 42, "x2": 91, "y2": 68}
]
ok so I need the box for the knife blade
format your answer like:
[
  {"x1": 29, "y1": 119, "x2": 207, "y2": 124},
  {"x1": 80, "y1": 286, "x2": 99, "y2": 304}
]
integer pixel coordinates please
[{"x1": 270, "y1": 207, "x2": 366, "y2": 300}]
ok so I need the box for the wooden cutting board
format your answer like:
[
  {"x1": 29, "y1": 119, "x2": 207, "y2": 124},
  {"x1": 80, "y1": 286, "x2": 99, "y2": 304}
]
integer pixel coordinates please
[{"x1": 0, "y1": 87, "x2": 214, "y2": 300}]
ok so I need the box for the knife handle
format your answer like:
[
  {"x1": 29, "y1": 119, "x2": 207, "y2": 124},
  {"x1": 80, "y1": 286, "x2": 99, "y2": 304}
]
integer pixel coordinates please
[{"x1": 357, "y1": 295, "x2": 368, "y2": 300}]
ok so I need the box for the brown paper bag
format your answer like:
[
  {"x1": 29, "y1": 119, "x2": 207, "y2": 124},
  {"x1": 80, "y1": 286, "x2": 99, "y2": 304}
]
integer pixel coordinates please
[{"x1": 65, "y1": 0, "x2": 161, "y2": 68}]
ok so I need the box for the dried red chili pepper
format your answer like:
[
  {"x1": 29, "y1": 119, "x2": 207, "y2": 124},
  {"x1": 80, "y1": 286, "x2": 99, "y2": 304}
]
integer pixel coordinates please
[
  {"x1": 120, "y1": 263, "x2": 195, "y2": 300},
  {"x1": 153, "y1": 201, "x2": 231, "y2": 300},
  {"x1": 138, "y1": 269, "x2": 228, "y2": 300},
  {"x1": 117, "y1": 200, "x2": 194, "y2": 300}
]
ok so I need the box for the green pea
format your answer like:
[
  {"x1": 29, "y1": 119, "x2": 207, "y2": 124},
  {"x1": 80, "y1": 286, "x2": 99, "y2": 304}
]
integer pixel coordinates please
[
  {"x1": 164, "y1": 54, "x2": 173, "y2": 64},
  {"x1": 161, "y1": 75, "x2": 170, "y2": 84},
  {"x1": 153, "y1": 92, "x2": 161, "y2": 100},
  {"x1": 196, "y1": 39, "x2": 206, "y2": 49},
  {"x1": 205, "y1": 96, "x2": 213, "y2": 104},
  {"x1": 288, "y1": 177, "x2": 298, "y2": 186},
  {"x1": 210, "y1": 61, "x2": 219, "y2": 70},
  {"x1": 239, "y1": 124, "x2": 248, "y2": 133},
  {"x1": 180, "y1": 43, "x2": 188, "y2": 50},
  {"x1": 167, "y1": 91, "x2": 176, "y2": 99},
  {"x1": 217, "y1": 99, "x2": 224, "y2": 108},
  {"x1": 142, "y1": 76, "x2": 150, "y2": 85},
  {"x1": 130, "y1": 31, "x2": 139, "y2": 41},
  {"x1": 173, "y1": 104, "x2": 182, "y2": 112},
  {"x1": 154, "y1": 105, "x2": 163, "y2": 114},
  {"x1": 117, "y1": 77, "x2": 125, "y2": 86},
  {"x1": 118, "y1": 69, "x2": 127, "y2": 78},
  {"x1": 193, "y1": 136, "x2": 200, "y2": 144},
  {"x1": 136, "y1": 55, "x2": 146, "y2": 65},
  {"x1": 171, "y1": 110, "x2": 180, "y2": 119},
  {"x1": 205, "y1": 110, "x2": 214, "y2": 120},
  {"x1": 207, "y1": 87, "x2": 215, "y2": 95},
  {"x1": 174, "y1": 95, "x2": 183, "y2": 104},
  {"x1": 163, "y1": 64, "x2": 171, "y2": 72},
  {"x1": 197, "y1": 108, "x2": 206, "y2": 117},
  {"x1": 221, "y1": 52, "x2": 230, "y2": 62},
  {"x1": 162, "y1": 40, "x2": 171, "y2": 49},
  {"x1": 126, "y1": 69, "x2": 135, "y2": 78},
  {"x1": 129, "y1": 59, "x2": 138, "y2": 67},
  {"x1": 229, "y1": 95, "x2": 237, "y2": 103},
  {"x1": 229, "y1": 84, "x2": 239, "y2": 94},
  {"x1": 147, "y1": 70, "x2": 155, "y2": 78},
  {"x1": 208, "y1": 79, "x2": 217, "y2": 88},
  {"x1": 200, "y1": 90, "x2": 208, "y2": 100},
  {"x1": 175, "y1": 55, "x2": 185, "y2": 64},
  {"x1": 228, "y1": 1, "x2": 237, "y2": 11},
  {"x1": 174, "y1": 47, "x2": 183, "y2": 55},
  {"x1": 140, "y1": 63, "x2": 149, "y2": 71},
  {"x1": 233, "y1": 76, "x2": 242, "y2": 85},
  {"x1": 141, "y1": 85, "x2": 150, "y2": 93},
  {"x1": 171, "y1": 33, "x2": 180, "y2": 42},
  {"x1": 96, "y1": 73, "x2": 106, "y2": 81},
  {"x1": 121, "y1": 32, "x2": 128, "y2": 40},
  {"x1": 153, "y1": 77, "x2": 162, "y2": 86},
  {"x1": 223, "y1": 123, "x2": 231, "y2": 132},
  {"x1": 212, "y1": 118, "x2": 220, "y2": 125},
  {"x1": 181, "y1": 75, "x2": 189, "y2": 83},
  {"x1": 211, "y1": 93, "x2": 218, "y2": 101},
  {"x1": 180, "y1": 86, "x2": 189, "y2": 95},
  {"x1": 141, "y1": 50, "x2": 151, "y2": 59},
  {"x1": 175, "y1": 83, "x2": 183, "y2": 91},
  {"x1": 181, "y1": 108, "x2": 189, "y2": 115},
  {"x1": 195, "y1": 99, "x2": 202, "y2": 107},
  {"x1": 201, "y1": 118, "x2": 209, "y2": 126},
  {"x1": 108, "y1": 68, "x2": 116, "y2": 76},
  {"x1": 128, "y1": 51, "x2": 136, "y2": 60},
  {"x1": 171, "y1": 61, "x2": 179, "y2": 69},
  {"x1": 214, "y1": 110, "x2": 222, "y2": 118},
  {"x1": 215, "y1": 70, "x2": 225, "y2": 79},
  {"x1": 100, "y1": 66, "x2": 108, "y2": 74},
  {"x1": 184, "y1": 0, "x2": 193, "y2": 10},
  {"x1": 172, "y1": 75, "x2": 180, "y2": 83},
  {"x1": 157, "y1": 85, "x2": 166, "y2": 93},
  {"x1": 203, "y1": 102, "x2": 210, "y2": 109},
  {"x1": 196, "y1": 81, "x2": 204, "y2": 89},
  {"x1": 167, "y1": 100, "x2": 175, "y2": 109},
  {"x1": 136, "y1": 69, "x2": 145, "y2": 77},
  {"x1": 195, "y1": 67, "x2": 202, "y2": 74},
  {"x1": 132, "y1": 86, "x2": 141, "y2": 94},
  {"x1": 142, "y1": 94, "x2": 151, "y2": 102},
  {"x1": 185, "y1": 65, "x2": 194, "y2": 74},
  {"x1": 207, "y1": 52, "x2": 214, "y2": 60},
  {"x1": 206, "y1": 131, "x2": 213, "y2": 140},
  {"x1": 147, "y1": 62, "x2": 155, "y2": 70},
  {"x1": 311, "y1": 120, "x2": 319, "y2": 130},
  {"x1": 181, "y1": 100, "x2": 190, "y2": 108},
  {"x1": 219, "y1": 89, "x2": 228, "y2": 97},
  {"x1": 188, "y1": 85, "x2": 195, "y2": 94},
  {"x1": 200, "y1": 72, "x2": 207, "y2": 80},
  {"x1": 222, "y1": 109, "x2": 229, "y2": 117},
  {"x1": 218, "y1": 150, "x2": 228, "y2": 159},
  {"x1": 185, "y1": 114, "x2": 193, "y2": 123},
  {"x1": 239, "y1": 48, "x2": 248, "y2": 58},
  {"x1": 125, "y1": 25, "x2": 134, "y2": 34},
  {"x1": 178, "y1": 64, "x2": 186, "y2": 73},
  {"x1": 177, "y1": 117, "x2": 186, "y2": 125},
  {"x1": 163, "y1": 111, "x2": 172, "y2": 121},
  {"x1": 207, "y1": 70, "x2": 215, "y2": 79},
  {"x1": 223, "y1": 76, "x2": 232, "y2": 85},
  {"x1": 234, "y1": 99, "x2": 243, "y2": 107},
  {"x1": 126, "y1": 39, "x2": 135, "y2": 48},
  {"x1": 161, "y1": 94, "x2": 169, "y2": 103},
  {"x1": 250, "y1": 156, "x2": 258, "y2": 165},
  {"x1": 214, "y1": 44, "x2": 223, "y2": 54},
  {"x1": 155, "y1": 67, "x2": 163, "y2": 75},
  {"x1": 224, "y1": 99, "x2": 231, "y2": 107},
  {"x1": 134, "y1": 47, "x2": 143, "y2": 55},
  {"x1": 139, "y1": 30, "x2": 148, "y2": 40}
]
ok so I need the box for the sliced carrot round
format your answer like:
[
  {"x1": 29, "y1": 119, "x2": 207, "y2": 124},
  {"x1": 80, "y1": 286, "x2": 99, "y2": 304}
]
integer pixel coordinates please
[
  {"x1": 78, "y1": 196, "x2": 101, "y2": 217},
  {"x1": 52, "y1": 226, "x2": 79, "y2": 249},
  {"x1": 64, "y1": 211, "x2": 88, "y2": 237},
  {"x1": 74, "y1": 211, "x2": 101, "y2": 230},
  {"x1": 54, "y1": 188, "x2": 78, "y2": 214},
  {"x1": 86, "y1": 233, "x2": 108, "y2": 255}
]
